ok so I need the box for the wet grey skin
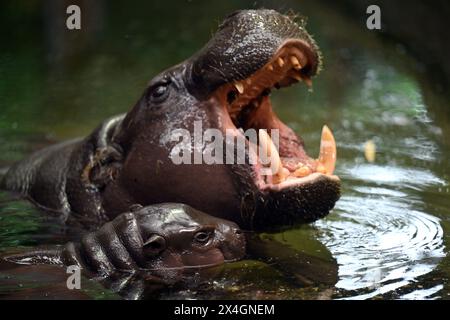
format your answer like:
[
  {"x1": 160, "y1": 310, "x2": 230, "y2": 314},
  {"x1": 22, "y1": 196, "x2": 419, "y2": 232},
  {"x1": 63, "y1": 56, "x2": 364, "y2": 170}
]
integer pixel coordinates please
[
  {"x1": 4, "y1": 203, "x2": 246, "y2": 276},
  {"x1": 1, "y1": 9, "x2": 340, "y2": 231}
]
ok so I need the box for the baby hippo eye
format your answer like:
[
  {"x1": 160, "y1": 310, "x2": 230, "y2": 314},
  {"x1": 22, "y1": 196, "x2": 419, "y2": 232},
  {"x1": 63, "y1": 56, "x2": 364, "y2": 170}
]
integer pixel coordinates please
[{"x1": 194, "y1": 230, "x2": 212, "y2": 244}]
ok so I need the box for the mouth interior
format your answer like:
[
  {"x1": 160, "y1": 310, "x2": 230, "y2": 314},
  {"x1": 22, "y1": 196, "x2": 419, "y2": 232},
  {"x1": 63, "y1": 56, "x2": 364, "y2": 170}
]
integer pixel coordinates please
[{"x1": 213, "y1": 40, "x2": 338, "y2": 190}]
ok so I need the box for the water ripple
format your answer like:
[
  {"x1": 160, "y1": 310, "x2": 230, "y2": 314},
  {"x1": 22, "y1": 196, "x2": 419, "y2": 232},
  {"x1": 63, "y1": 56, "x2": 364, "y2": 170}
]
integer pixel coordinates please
[{"x1": 316, "y1": 183, "x2": 445, "y2": 299}]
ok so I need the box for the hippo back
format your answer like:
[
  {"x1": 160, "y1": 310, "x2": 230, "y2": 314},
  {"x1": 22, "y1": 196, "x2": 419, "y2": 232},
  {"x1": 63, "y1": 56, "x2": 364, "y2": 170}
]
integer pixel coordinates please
[{"x1": 1, "y1": 139, "x2": 82, "y2": 215}]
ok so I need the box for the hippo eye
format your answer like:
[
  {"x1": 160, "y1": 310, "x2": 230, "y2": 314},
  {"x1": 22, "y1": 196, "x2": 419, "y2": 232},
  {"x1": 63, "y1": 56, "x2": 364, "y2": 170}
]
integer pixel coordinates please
[
  {"x1": 194, "y1": 230, "x2": 212, "y2": 244},
  {"x1": 148, "y1": 82, "x2": 170, "y2": 104}
]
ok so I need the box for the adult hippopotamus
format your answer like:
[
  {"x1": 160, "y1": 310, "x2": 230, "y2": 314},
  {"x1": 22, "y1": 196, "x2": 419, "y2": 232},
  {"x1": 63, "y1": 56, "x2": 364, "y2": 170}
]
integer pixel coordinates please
[{"x1": 1, "y1": 9, "x2": 340, "y2": 231}]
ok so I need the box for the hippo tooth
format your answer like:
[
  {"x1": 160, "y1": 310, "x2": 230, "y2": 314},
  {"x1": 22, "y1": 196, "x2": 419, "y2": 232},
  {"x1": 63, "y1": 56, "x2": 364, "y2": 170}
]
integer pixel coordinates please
[
  {"x1": 234, "y1": 82, "x2": 244, "y2": 94},
  {"x1": 316, "y1": 163, "x2": 327, "y2": 174},
  {"x1": 294, "y1": 166, "x2": 311, "y2": 177},
  {"x1": 268, "y1": 64, "x2": 274, "y2": 71},
  {"x1": 273, "y1": 167, "x2": 290, "y2": 184},
  {"x1": 258, "y1": 129, "x2": 282, "y2": 176},
  {"x1": 277, "y1": 57, "x2": 285, "y2": 67},
  {"x1": 292, "y1": 74, "x2": 302, "y2": 82},
  {"x1": 290, "y1": 56, "x2": 301, "y2": 69},
  {"x1": 317, "y1": 125, "x2": 336, "y2": 175}
]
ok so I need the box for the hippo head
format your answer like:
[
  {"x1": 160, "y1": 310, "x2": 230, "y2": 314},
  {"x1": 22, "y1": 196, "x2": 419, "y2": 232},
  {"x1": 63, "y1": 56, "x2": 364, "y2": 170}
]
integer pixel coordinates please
[
  {"x1": 134, "y1": 203, "x2": 246, "y2": 270},
  {"x1": 110, "y1": 9, "x2": 340, "y2": 231}
]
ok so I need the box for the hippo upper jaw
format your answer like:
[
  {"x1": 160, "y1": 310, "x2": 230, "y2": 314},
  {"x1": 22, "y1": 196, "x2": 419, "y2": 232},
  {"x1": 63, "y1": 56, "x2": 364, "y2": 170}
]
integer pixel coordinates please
[{"x1": 187, "y1": 10, "x2": 321, "y2": 96}]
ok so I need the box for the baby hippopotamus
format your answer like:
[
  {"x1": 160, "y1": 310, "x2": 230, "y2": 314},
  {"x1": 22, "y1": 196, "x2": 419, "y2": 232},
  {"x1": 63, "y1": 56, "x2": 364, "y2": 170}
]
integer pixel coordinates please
[
  {"x1": 2, "y1": 203, "x2": 337, "y2": 299},
  {"x1": 5, "y1": 203, "x2": 246, "y2": 276}
]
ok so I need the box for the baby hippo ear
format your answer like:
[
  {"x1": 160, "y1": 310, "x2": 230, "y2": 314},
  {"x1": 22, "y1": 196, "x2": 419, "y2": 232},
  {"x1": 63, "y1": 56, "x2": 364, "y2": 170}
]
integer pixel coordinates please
[{"x1": 143, "y1": 234, "x2": 166, "y2": 257}]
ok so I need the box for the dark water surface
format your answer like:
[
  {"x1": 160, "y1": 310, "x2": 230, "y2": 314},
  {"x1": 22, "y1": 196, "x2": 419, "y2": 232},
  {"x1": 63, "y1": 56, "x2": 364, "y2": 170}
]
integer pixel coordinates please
[{"x1": 0, "y1": 1, "x2": 449, "y2": 299}]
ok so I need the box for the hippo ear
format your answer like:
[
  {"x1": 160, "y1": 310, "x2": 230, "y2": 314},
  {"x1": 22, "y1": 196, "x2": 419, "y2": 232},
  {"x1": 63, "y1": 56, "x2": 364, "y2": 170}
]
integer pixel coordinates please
[
  {"x1": 81, "y1": 144, "x2": 124, "y2": 189},
  {"x1": 142, "y1": 234, "x2": 166, "y2": 257}
]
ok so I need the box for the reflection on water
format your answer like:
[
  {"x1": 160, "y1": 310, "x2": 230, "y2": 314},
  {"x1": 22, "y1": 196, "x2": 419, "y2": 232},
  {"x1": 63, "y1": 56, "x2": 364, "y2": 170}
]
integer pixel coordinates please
[
  {"x1": 312, "y1": 58, "x2": 449, "y2": 298},
  {"x1": 317, "y1": 186, "x2": 445, "y2": 299},
  {"x1": 1, "y1": 1, "x2": 450, "y2": 299},
  {"x1": 343, "y1": 165, "x2": 446, "y2": 188}
]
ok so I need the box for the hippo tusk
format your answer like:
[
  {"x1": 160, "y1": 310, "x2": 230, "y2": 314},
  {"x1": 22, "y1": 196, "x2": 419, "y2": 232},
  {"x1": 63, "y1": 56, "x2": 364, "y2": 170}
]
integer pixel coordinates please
[{"x1": 317, "y1": 125, "x2": 337, "y2": 175}]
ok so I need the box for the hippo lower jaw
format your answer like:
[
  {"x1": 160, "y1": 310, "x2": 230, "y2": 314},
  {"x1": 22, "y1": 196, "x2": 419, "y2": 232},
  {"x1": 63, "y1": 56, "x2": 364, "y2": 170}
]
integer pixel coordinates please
[{"x1": 209, "y1": 39, "x2": 341, "y2": 229}]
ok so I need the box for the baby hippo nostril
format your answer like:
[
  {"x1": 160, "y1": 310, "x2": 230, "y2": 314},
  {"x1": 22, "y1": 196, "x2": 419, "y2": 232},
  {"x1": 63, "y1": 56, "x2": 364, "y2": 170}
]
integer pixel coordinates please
[{"x1": 143, "y1": 234, "x2": 166, "y2": 257}]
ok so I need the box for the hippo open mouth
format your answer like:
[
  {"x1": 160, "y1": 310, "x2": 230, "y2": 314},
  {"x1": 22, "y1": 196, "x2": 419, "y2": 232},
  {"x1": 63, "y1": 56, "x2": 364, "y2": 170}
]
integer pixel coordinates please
[
  {"x1": 212, "y1": 40, "x2": 338, "y2": 191},
  {"x1": 187, "y1": 10, "x2": 341, "y2": 229}
]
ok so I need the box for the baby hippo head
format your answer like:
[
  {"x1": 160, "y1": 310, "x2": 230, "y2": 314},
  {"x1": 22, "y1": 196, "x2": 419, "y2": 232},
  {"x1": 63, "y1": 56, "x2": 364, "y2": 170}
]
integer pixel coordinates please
[
  {"x1": 119, "y1": 203, "x2": 246, "y2": 271},
  {"x1": 3, "y1": 204, "x2": 246, "y2": 276}
]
